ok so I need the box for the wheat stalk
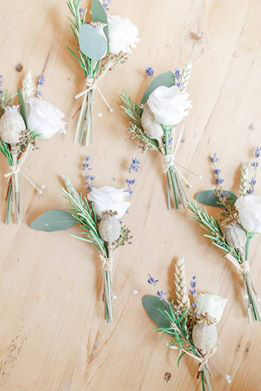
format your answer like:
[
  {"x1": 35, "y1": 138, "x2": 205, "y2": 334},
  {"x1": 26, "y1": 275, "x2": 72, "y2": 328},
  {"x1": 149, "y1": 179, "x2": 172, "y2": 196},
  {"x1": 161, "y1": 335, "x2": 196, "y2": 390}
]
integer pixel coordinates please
[
  {"x1": 174, "y1": 256, "x2": 190, "y2": 308},
  {"x1": 240, "y1": 163, "x2": 249, "y2": 196}
]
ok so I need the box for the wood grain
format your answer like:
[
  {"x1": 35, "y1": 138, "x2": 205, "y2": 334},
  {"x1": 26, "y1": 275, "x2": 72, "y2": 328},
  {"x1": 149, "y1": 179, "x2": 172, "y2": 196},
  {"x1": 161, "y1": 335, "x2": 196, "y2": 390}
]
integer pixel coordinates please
[{"x1": 0, "y1": 0, "x2": 261, "y2": 390}]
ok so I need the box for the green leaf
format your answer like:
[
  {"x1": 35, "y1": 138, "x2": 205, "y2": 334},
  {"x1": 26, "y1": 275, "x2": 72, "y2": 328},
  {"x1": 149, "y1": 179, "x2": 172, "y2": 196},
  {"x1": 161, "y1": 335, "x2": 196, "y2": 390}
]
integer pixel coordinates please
[
  {"x1": 18, "y1": 89, "x2": 27, "y2": 127},
  {"x1": 141, "y1": 72, "x2": 176, "y2": 104},
  {"x1": 142, "y1": 295, "x2": 171, "y2": 329},
  {"x1": 31, "y1": 210, "x2": 78, "y2": 232},
  {"x1": 195, "y1": 190, "x2": 237, "y2": 208},
  {"x1": 79, "y1": 23, "x2": 107, "y2": 61},
  {"x1": 92, "y1": 0, "x2": 109, "y2": 42}
]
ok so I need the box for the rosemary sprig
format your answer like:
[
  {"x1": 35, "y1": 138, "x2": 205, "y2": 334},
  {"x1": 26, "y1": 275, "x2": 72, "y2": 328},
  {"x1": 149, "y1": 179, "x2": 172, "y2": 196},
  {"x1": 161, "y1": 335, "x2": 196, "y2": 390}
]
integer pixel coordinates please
[
  {"x1": 67, "y1": 0, "x2": 88, "y2": 77},
  {"x1": 62, "y1": 180, "x2": 107, "y2": 256},
  {"x1": 187, "y1": 201, "x2": 241, "y2": 263},
  {"x1": 121, "y1": 93, "x2": 160, "y2": 152}
]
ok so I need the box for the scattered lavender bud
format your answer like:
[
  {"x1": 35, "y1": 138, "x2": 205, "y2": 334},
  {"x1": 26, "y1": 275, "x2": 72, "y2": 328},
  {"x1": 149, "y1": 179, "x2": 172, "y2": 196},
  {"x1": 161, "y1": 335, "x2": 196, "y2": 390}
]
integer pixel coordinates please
[
  {"x1": 129, "y1": 158, "x2": 141, "y2": 173},
  {"x1": 251, "y1": 161, "x2": 259, "y2": 169},
  {"x1": 145, "y1": 67, "x2": 154, "y2": 77},
  {"x1": 126, "y1": 178, "x2": 136, "y2": 194},
  {"x1": 147, "y1": 274, "x2": 159, "y2": 286}
]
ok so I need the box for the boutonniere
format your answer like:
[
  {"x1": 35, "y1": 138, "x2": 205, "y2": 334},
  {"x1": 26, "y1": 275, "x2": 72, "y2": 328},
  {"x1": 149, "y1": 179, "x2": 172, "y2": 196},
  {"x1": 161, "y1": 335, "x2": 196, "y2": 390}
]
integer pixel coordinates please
[
  {"x1": 31, "y1": 156, "x2": 139, "y2": 323},
  {"x1": 121, "y1": 65, "x2": 200, "y2": 210},
  {"x1": 143, "y1": 257, "x2": 229, "y2": 391},
  {"x1": 187, "y1": 149, "x2": 261, "y2": 322},
  {"x1": 0, "y1": 72, "x2": 66, "y2": 224},
  {"x1": 68, "y1": 0, "x2": 139, "y2": 145}
]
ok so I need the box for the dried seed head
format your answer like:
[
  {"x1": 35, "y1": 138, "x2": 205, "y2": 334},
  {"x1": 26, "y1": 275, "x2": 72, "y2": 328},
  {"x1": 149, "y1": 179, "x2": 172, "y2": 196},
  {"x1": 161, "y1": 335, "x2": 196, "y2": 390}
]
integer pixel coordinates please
[
  {"x1": 224, "y1": 223, "x2": 247, "y2": 254},
  {"x1": 0, "y1": 106, "x2": 26, "y2": 145},
  {"x1": 99, "y1": 215, "x2": 121, "y2": 244},
  {"x1": 192, "y1": 323, "x2": 217, "y2": 354}
]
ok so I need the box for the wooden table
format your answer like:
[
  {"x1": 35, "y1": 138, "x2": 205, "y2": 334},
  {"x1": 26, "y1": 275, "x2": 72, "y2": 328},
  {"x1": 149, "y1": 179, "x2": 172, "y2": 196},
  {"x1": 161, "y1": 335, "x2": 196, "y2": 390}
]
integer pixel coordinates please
[{"x1": 0, "y1": 1, "x2": 261, "y2": 390}]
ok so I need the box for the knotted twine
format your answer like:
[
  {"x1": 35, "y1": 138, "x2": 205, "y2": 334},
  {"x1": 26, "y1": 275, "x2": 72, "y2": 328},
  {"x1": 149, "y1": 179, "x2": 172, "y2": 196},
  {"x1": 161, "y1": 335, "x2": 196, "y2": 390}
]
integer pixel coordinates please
[{"x1": 4, "y1": 144, "x2": 44, "y2": 194}]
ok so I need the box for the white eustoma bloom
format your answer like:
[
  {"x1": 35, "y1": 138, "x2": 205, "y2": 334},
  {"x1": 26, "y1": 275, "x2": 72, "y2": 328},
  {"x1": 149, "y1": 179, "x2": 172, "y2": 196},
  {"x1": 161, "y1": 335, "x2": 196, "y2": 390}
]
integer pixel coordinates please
[
  {"x1": 108, "y1": 15, "x2": 139, "y2": 54},
  {"x1": 235, "y1": 195, "x2": 261, "y2": 233},
  {"x1": 88, "y1": 186, "x2": 131, "y2": 219},
  {"x1": 147, "y1": 85, "x2": 192, "y2": 126},
  {"x1": 27, "y1": 98, "x2": 66, "y2": 139},
  {"x1": 141, "y1": 105, "x2": 163, "y2": 141},
  {"x1": 196, "y1": 292, "x2": 227, "y2": 323}
]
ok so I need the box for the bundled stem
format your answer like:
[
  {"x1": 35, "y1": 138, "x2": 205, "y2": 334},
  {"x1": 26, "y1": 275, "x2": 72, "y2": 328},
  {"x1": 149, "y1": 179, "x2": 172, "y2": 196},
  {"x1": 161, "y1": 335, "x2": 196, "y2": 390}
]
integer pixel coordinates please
[{"x1": 188, "y1": 201, "x2": 261, "y2": 322}]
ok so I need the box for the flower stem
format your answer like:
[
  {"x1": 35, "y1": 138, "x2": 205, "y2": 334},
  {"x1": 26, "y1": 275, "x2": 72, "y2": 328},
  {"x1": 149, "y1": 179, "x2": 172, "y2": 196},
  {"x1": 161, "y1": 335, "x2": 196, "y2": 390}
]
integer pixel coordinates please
[
  {"x1": 242, "y1": 234, "x2": 261, "y2": 322},
  {"x1": 103, "y1": 246, "x2": 113, "y2": 323}
]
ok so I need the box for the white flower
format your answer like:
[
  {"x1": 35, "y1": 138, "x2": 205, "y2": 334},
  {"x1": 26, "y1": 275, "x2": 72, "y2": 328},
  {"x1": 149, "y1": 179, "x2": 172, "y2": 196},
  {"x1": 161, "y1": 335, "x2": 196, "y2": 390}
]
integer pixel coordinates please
[
  {"x1": 108, "y1": 15, "x2": 139, "y2": 54},
  {"x1": 235, "y1": 195, "x2": 261, "y2": 233},
  {"x1": 141, "y1": 105, "x2": 163, "y2": 141},
  {"x1": 27, "y1": 98, "x2": 66, "y2": 139},
  {"x1": 196, "y1": 292, "x2": 227, "y2": 323},
  {"x1": 147, "y1": 85, "x2": 192, "y2": 126},
  {"x1": 0, "y1": 106, "x2": 26, "y2": 145},
  {"x1": 88, "y1": 186, "x2": 131, "y2": 219}
]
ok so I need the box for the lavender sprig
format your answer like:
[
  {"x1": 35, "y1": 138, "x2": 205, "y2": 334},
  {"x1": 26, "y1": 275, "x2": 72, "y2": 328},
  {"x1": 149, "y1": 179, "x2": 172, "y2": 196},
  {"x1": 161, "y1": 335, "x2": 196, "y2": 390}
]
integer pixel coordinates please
[
  {"x1": 36, "y1": 75, "x2": 45, "y2": 97},
  {"x1": 82, "y1": 156, "x2": 95, "y2": 190},
  {"x1": 209, "y1": 154, "x2": 224, "y2": 187},
  {"x1": 247, "y1": 146, "x2": 261, "y2": 194}
]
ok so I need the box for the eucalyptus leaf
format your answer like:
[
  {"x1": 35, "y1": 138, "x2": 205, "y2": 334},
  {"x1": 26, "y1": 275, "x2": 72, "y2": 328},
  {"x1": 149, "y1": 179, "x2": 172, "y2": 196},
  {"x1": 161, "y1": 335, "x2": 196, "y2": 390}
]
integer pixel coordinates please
[
  {"x1": 141, "y1": 72, "x2": 176, "y2": 105},
  {"x1": 79, "y1": 24, "x2": 107, "y2": 61},
  {"x1": 92, "y1": 0, "x2": 109, "y2": 43},
  {"x1": 142, "y1": 295, "x2": 171, "y2": 329},
  {"x1": 31, "y1": 210, "x2": 78, "y2": 232},
  {"x1": 18, "y1": 89, "x2": 27, "y2": 127},
  {"x1": 195, "y1": 190, "x2": 237, "y2": 208}
]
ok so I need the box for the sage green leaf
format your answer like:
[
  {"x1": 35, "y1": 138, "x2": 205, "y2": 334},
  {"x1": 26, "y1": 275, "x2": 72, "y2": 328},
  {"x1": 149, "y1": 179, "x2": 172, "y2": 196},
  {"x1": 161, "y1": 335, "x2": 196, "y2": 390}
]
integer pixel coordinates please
[
  {"x1": 18, "y1": 90, "x2": 27, "y2": 127},
  {"x1": 31, "y1": 210, "x2": 78, "y2": 232},
  {"x1": 92, "y1": 0, "x2": 109, "y2": 42},
  {"x1": 195, "y1": 190, "x2": 237, "y2": 208},
  {"x1": 141, "y1": 72, "x2": 176, "y2": 104},
  {"x1": 79, "y1": 24, "x2": 107, "y2": 61},
  {"x1": 142, "y1": 295, "x2": 171, "y2": 329}
]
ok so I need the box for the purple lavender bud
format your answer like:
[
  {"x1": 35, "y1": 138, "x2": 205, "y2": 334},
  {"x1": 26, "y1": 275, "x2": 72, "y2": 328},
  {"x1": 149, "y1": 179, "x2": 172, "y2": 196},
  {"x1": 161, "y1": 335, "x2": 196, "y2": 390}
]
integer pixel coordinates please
[
  {"x1": 157, "y1": 290, "x2": 166, "y2": 301},
  {"x1": 145, "y1": 67, "x2": 154, "y2": 77},
  {"x1": 216, "y1": 177, "x2": 224, "y2": 185},
  {"x1": 251, "y1": 161, "x2": 259, "y2": 169},
  {"x1": 129, "y1": 158, "x2": 141, "y2": 173},
  {"x1": 175, "y1": 69, "x2": 180, "y2": 78},
  {"x1": 255, "y1": 147, "x2": 261, "y2": 158},
  {"x1": 38, "y1": 75, "x2": 45, "y2": 85},
  {"x1": 147, "y1": 274, "x2": 159, "y2": 286},
  {"x1": 249, "y1": 177, "x2": 257, "y2": 186},
  {"x1": 79, "y1": 8, "x2": 85, "y2": 18},
  {"x1": 213, "y1": 169, "x2": 221, "y2": 175},
  {"x1": 209, "y1": 153, "x2": 218, "y2": 164}
]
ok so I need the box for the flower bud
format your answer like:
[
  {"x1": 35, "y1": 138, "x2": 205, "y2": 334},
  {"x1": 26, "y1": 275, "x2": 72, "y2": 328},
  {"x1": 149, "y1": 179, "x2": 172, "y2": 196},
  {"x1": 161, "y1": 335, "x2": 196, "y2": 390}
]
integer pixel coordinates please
[
  {"x1": 141, "y1": 105, "x2": 163, "y2": 141},
  {"x1": 99, "y1": 215, "x2": 121, "y2": 244},
  {"x1": 224, "y1": 223, "x2": 247, "y2": 252},
  {"x1": 192, "y1": 323, "x2": 217, "y2": 354},
  {"x1": 0, "y1": 106, "x2": 26, "y2": 145}
]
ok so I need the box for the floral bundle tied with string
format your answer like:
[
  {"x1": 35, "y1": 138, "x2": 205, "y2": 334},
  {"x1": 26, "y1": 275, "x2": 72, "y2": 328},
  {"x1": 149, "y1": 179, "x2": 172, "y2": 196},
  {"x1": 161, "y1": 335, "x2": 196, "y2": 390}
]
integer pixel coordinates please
[
  {"x1": 67, "y1": 0, "x2": 139, "y2": 145},
  {"x1": 188, "y1": 148, "x2": 261, "y2": 322},
  {"x1": 31, "y1": 157, "x2": 139, "y2": 323},
  {"x1": 121, "y1": 65, "x2": 201, "y2": 210},
  {"x1": 143, "y1": 257, "x2": 230, "y2": 391},
  {"x1": 0, "y1": 72, "x2": 66, "y2": 224}
]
